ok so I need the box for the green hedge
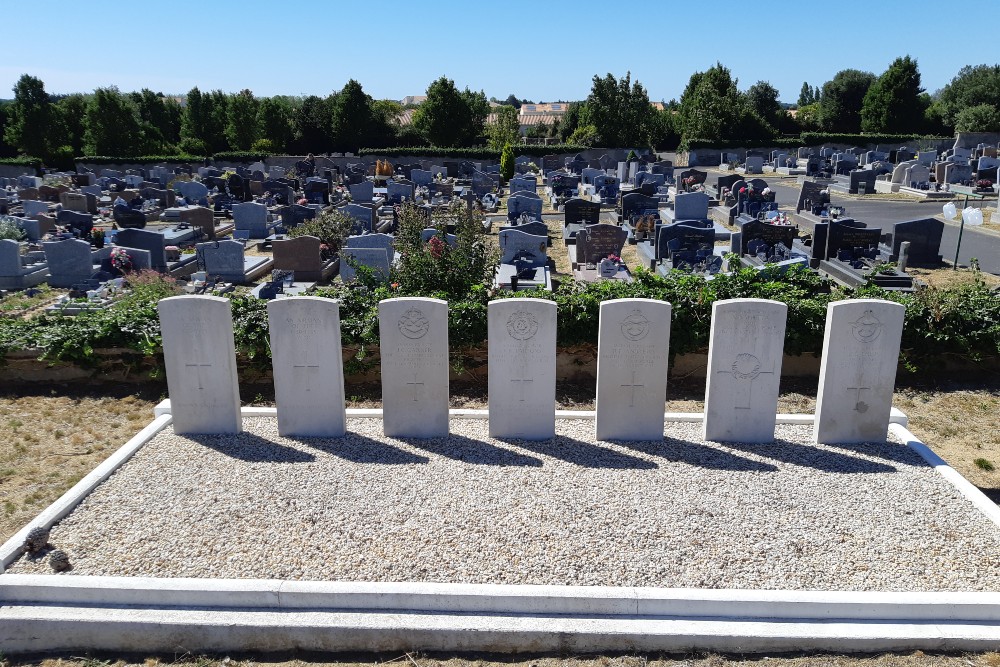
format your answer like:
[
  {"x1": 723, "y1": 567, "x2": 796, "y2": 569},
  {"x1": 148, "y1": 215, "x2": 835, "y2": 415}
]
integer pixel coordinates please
[
  {"x1": 1, "y1": 265, "x2": 997, "y2": 374},
  {"x1": 684, "y1": 133, "x2": 953, "y2": 151},
  {"x1": 76, "y1": 154, "x2": 205, "y2": 165},
  {"x1": 358, "y1": 144, "x2": 589, "y2": 159},
  {"x1": 211, "y1": 151, "x2": 272, "y2": 162},
  {"x1": 0, "y1": 156, "x2": 43, "y2": 168}
]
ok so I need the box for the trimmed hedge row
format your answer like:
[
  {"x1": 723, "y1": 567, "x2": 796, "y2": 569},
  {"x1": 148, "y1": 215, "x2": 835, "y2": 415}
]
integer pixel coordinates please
[
  {"x1": 76, "y1": 154, "x2": 205, "y2": 165},
  {"x1": 358, "y1": 144, "x2": 589, "y2": 159},
  {"x1": 0, "y1": 156, "x2": 43, "y2": 168},
  {"x1": 685, "y1": 133, "x2": 953, "y2": 151}
]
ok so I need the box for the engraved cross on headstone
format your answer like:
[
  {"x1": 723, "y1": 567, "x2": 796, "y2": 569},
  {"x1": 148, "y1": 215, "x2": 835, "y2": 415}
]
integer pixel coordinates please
[
  {"x1": 185, "y1": 362, "x2": 212, "y2": 390},
  {"x1": 717, "y1": 354, "x2": 774, "y2": 410},
  {"x1": 620, "y1": 370, "x2": 644, "y2": 408},
  {"x1": 510, "y1": 376, "x2": 533, "y2": 402},
  {"x1": 293, "y1": 363, "x2": 320, "y2": 391},
  {"x1": 405, "y1": 373, "x2": 424, "y2": 402},
  {"x1": 848, "y1": 386, "x2": 871, "y2": 413}
]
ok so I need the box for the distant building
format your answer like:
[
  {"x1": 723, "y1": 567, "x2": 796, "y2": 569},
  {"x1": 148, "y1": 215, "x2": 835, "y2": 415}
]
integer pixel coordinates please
[{"x1": 400, "y1": 95, "x2": 427, "y2": 106}]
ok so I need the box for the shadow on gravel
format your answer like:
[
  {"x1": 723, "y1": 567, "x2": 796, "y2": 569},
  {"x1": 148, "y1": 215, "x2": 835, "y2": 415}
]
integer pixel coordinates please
[
  {"x1": 504, "y1": 436, "x2": 658, "y2": 470},
  {"x1": 187, "y1": 433, "x2": 316, "y2": 463},
  {"x1": 724, "y1": 439, "x2": 897, "y2": 474},
  {"x1": 826, "y1": 441, "x2": 926, "y2": 466},
  {"x1": 620, "y1": 438, "x2": 780, "y2": 472},
  {"x1": 402, "y1": 434, "x2": 544, "y2": 467},
  {"x1": 294, "y1": 434, "x2": 430, "y2": 465}
]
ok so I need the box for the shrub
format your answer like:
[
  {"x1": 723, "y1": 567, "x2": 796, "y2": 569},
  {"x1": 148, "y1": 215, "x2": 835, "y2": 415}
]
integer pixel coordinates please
[
  {"x1": 212, "y1": 150, "x2": 271, "y2": 161},
  {"x1": 0, "y1": 217, "x2": 27, "y2": 241},
  {"x1": 499, "y1": 144, "x2": 514, "y2": 181},
  {"x1": 287, "y1": 209, "x2": 354, "y2": 257},
  {"x1": 177, "y1": 137, "x2": 209, "y2": 155},
  {"x1": 251, "y1": 138, "x2": 277, "y2": 153},
  {"x1": 357, "y1": 144, "x2": 589, "y2": 159},
  {"x1": 76, "y1": 154, "x2": 202, "y2": 164}
]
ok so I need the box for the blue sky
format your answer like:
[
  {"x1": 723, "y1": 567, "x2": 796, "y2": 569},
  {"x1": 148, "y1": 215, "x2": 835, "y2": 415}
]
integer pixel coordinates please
[{"x1": 1, "y1": 0, "x2": 990, "y2": 103}]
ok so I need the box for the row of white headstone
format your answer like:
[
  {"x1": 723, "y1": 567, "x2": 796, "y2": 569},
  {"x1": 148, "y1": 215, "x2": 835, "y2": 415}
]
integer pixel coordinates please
[{"x1": 158, "y1": 295, "x2": 904, "y2": 445}]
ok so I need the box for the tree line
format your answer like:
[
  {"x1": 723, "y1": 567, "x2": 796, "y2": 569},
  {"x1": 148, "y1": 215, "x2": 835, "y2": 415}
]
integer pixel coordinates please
[{"x1": 2, "y1": 58, "x2": 998, "y2": 162}]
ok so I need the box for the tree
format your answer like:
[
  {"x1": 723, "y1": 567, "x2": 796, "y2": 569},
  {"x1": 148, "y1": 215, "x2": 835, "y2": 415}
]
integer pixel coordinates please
[
  {"x1": 745, "y1": 81, "x2": 783, "y2": 132},
  {"x1": 181, "y1": 87, "x2": 210, "y2": 147},
  {"x1": 84, "y1": 87, "x2": 142, "y2": 156},
  {"x1": 795, "y1": 103, "x2": 822, "y2": 132},
  {"x1": 861, "y1": 56, "x2": 924, "y2": 133},
  {"x1": 487, "y1": 104, "x2": 520, "y2": 150},
  {"x1": 225, "y1": 89, "x2": 260, "y2": 150},
  {"x1": 584, "y1": 72, "x2": 655, "y2": 147},
  {"x1": 206, "y1": 90, "x2": 230, "y2": 153},
  {"x1": 368, "y1": 99, "x2": 402, "y2": 149},
  {"x1": 677, "y1": 64, "x2": 746, "y2": 143},
  {"x1": 954, "y1": 104, "x2": 1000, "y2": 132},
  {"x1": 293, "y1": 95, "x2": 333, "y2": 153},
  {"x1": 257, "y1": 96, "x2": 294, "y2": 153},
  {"x1": 935, "y1": 64, "x2": 1000, "y2": 130},
  {"x1": 797, "y1": 82, "x2": 817, "y2": 107},
  {"x1": 329, "y1": 79, "x2": 376, "y2": 152},
  {"x1": 500, "y1": 143, "x2": 514, "y2": 182},
  {"x1": 52, "y1": 94, "x2": 88, "y2": 156},
  {"x1": 412, "y1": 76, "x2": 489, "y2": 147},
  {"x1": 818, "y1": 69, "x2": 875, "y2": 133},
  {"x1": 557, "y1": 101, "x2": 584, "y2": 142},
  {"x1": 5, "y1": 74, "x2": 53, "y2": 158},
  {"x1": 649, "y1": 108, "x2": 681, "y2": 150}
]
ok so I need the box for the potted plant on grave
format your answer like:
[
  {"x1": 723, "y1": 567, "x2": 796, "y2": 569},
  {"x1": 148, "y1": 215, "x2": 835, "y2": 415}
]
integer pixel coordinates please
[
  {"x1": 975, "y1": 178, "x2": 994, "y2": 193},
  {"x1": 109, "y1": 247, "x2": 134, "y2": 275}
]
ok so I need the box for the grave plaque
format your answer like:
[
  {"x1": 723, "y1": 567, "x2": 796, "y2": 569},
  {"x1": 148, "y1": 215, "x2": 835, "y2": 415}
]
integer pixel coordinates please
[
  {"x1": 739, "y1": 220, "x2": 797, "y2": 256},
  {"x1": 564, "y1": 197, "x2": 602, "y2": 226},
  {"x1": 825, "y1": 222, "x2": 881, "y2": 260},
  {"x1": 268, "y1": 297, "x2": 346, "y2": 437},
  {"x1": 488, "y1": 298, "x2": 556, "y2": 439},
  {"x1": 158, "y1": 295, "x2": 241, "y2": 435},
  {"x1": 595, "y1": 298, "x2": 671, "y2": 440},
  {"x1": 703, "y1": 299, "x2": 786, "y2": 443},
  {"x1": 814, "y1": 299, "x2": 905, "y2": 444},
  {"x1": 576, "y1": 224, "x2": 628, "y2": 266},
  {"x1": 378, "y1": 297, "x2": 449, "y2": 438}
]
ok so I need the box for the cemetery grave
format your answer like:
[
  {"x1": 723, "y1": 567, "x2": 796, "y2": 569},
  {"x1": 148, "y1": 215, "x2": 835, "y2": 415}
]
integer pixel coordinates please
[
  {"x1": 817, "y1": 219, "x2": 915, "y2": 291},
  {"x1": 2, "y1": 294, "x2": 1000, "y2": 654}
]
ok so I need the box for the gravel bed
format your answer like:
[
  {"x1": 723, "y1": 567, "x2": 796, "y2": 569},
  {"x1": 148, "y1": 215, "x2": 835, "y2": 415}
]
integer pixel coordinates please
[{"x1": 7, "y1": 417, "x2": 1000, "y2": 591}]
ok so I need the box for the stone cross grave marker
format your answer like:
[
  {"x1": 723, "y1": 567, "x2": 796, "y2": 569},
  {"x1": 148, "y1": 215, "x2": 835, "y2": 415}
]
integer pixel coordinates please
[
  {"x1": 267, "y1": 296, "x2": 346, "y2": 437},
  {"x1": 158, "y1": 295, "x2": 242, "y2": 435},
  {"x1": 488, "y1": 298, "x2": 556, "y2": 439},
  {"x1": 378, "y1": 297, "x2": 449, "y2": 437},
  {"x1": 595, "y1": 298, "x2": 671, "y2": 441},
  {"x1": 814, "y1": 299, "x2": 905, "y2": 444},
  {"x1": 703, "y1": 298, "x2": 786, "y2": 443}
]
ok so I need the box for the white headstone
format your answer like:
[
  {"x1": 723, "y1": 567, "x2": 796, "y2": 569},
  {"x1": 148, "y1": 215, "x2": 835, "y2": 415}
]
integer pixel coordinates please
[
  {"x1": 703, "y1": 298, "x2": 786, "y2": 443},
  {"x1": 158, "y1": 295, "x2": 242, "y2": 435},
  {"x1": 814, "y1": 299, "x2": 905, "y2": 444},
  {"x1": 378, "y1": 297, "x2": 449, "y2": 438},
  {"x1": 488, "y1": 298, "x2": 557, "y2": 439},
  {"x1": 267, "y1": 296, "x2": 346, "y2": 437},
  {"x1": 595, "y1": 298, "x2": 671, "y2": 441}
]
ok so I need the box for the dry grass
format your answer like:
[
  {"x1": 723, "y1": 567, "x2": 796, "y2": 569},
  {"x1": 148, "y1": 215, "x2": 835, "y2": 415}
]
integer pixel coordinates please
[
  {"x1": 5, "y1": 649, "x2": 1000, "y2": 667},
  {"x1": 906, "y1": 266, "x2": 1000, "y2": 288}
]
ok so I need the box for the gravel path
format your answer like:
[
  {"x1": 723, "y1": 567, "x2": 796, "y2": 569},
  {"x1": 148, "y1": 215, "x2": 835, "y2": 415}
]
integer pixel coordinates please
[{"x1": 7, "y1": 417, "x2": 1000, "y2": 591}]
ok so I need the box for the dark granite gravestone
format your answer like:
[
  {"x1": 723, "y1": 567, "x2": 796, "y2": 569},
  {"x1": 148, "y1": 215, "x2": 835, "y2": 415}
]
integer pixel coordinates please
[
  {"x1": 621, "y1": 193, "x2": 660, "y2": 220},
  {"x1": 796, "y1": 180, "x2": 827, "y2": 214},
  {"x1": 712, "y1": 173, "x2": 744, "y2": 197},
  {"x1": 564, "y1": 198, "x2": 602, "y2": 226},
  {"x1": 549, "y1": 172, "x2": 580, "y2": 197},
  {"x1": 657, "y1": 224, "x2": 716, "y2": 263},
  {"x1": 825, "y1": 221, "x2": 882, "y2": 260},
  {"x1": 677, "y1": 168, "x2": 708, "y2": 190},
  {"x1": 507, "y1": 193, "x2": 543, "y2": 222},
  {"x1": 471, "y1": 170, "x2": 497, "y2": 197},
  {"x1": 809, "y1": 222, "x2": 828, "y2": 268},
  {"x1": 849, "y1": 169, "x2": 877, "y2": 194},
  {"x1": 281, "y1": 204, "x2": 317, "y2": 229},
  {"x1": 738, "y1": 219, "x2": 798, "y2": 256},
  {"x1": 116, "y1": 228, "x2": 173, "y2": 271},
  {"x1": 575, "y1": 224, "x2": 627, "y2": 266},
  {"x1": 340, "y1": 203, "x2": 376, "y2": 233},
  {"x1": 887, "y1": 218, "x2": 943, "y2": 265}
]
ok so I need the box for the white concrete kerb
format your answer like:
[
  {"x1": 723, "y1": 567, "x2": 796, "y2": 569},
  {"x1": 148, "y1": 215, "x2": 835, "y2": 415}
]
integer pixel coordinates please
[{"x1": 3, "y1": 405, "x2": 998, "y2": 655}]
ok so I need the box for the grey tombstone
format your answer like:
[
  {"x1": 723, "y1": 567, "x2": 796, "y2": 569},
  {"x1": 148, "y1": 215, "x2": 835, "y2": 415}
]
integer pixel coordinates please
[
  {"x1": 421, "y1": 228, "x2": 457, "y2": 246},
  {"x1": 509, "y1": 176, "x2": 537, "y2": 195},
  {"x1": 814, "y1": 299, "x2": 905, "y2": 444},
  {"x1": 43, "y1": 239, "x2": 97, "y2": 287},
  {"x1": 340, "y1": 247, "x2": 390, "y2": 282},
  {"x1": 158, "y1": 295, "x2": 242, "y2": 435},
  {"x1": 199, "y1": 239, "x2": 246, "y2": 280},
  {"x1": 595, "y1": 298, "x2": 671, "y2": 441},
  {"x1": 347, "y1": 232, "x2": 394, "y2": 255},
  {"x1": 943, "y1": 162, "x2": 973, "y2": 184},
  {"x1": 378, "y1": 297, "x2": 450, "y2": 437},
  {"x1": 703, "y1": 298, "x2": 787, "y2": 443},
  {"x1": 507, "y1": 192, "x2": 543, "y2": 221},
  {"x1": 386, "y1": 180, "x2": 414, "y2": 204},
  {"x1": 349, "y1": 180, "x2": 374, "y2": 203},
  {"x1": 116, "y1": 228, "x2": 171, "y2": 271},
  {"x1": 411, "y1": 169, "x2": 433, "y2": 187},
  {"x1": 488, "y1": 298, "x2": 557, "y2": 439},
  {"x1": 340, "y1": 203, "x2": 376, "y2": 232},
  {"x1": 23, "y1": 200, "x2": 48, "y2": 217},
  {"x1": 499, "y1": 228, "x2": 548, "y2": 265},
  {"x1": 672, "y1": 191, "x2": 710, "y2": 220},
  {"x1": 177, "y1": 180, "x2": 209, "y2": 201},
  {"x1": 268, "y1": 297, "x2": 346, "y2": 437},
  {"x1": 744, "y1": 156, "x2": 764, "y2": 174},
  {"x1": 232, "y1": 202, "x2": 269, "y2": 238}
]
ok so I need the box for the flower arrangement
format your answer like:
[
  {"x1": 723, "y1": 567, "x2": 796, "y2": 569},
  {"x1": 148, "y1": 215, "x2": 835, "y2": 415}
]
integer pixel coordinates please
[
  {"x1": 975, "y1": 179, "x2": 994, "y2": 190},
  {"x1": 110, "y1": 247, "x2": 133, "y2": 273},
  {"x1": 606, "y1": 253, "x2": 622, "y2": 264}
]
